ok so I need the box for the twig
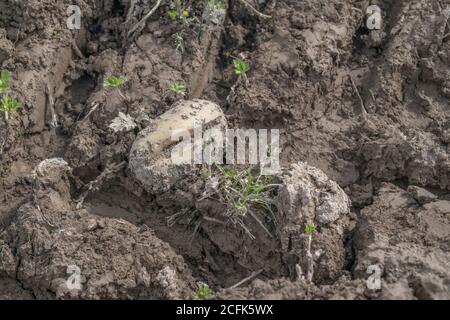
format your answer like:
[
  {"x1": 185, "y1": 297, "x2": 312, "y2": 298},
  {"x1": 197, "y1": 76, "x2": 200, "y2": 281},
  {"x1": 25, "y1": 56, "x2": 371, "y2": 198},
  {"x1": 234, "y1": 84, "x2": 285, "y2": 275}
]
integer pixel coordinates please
[
  {"x1": 237, "y1": 0, "x2": 272, "y2": 19},
  {"x1": 128, "y1": 0, "x2": 164, "y2": 38},
  {"x1": 82, "y1": 102, "x2": 99, "y2": 121},
  {"x1": 349, "y1": 75, "x2": 367, "y2": 115},
  {"x1": 202, "y1": 215, "x2": 227, "y2": 225},
  {"x1": 228, "y1": 269, "x2": 263, "y2": 289},
  {"x1": 45, "y1": 83, "x2": 58, "y2": 128},
  {"x1": 71, "y1": 39, "x2": 85, "y2": 59},
  {"x1": 248, "y1": 210, "x2": 273, "y2": 238},
  {"x1": 305, "y1": 233, "x2": 314, "y2": 283}
]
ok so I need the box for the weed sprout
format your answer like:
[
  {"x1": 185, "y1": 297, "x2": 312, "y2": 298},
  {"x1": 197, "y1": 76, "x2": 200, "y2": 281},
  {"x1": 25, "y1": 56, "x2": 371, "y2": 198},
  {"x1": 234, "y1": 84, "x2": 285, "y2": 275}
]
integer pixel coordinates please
[
  {"x1": 203, "y1": 0, "x2": 226, "y2": 25},
  {"x1": 305, "y1": 223, "x2": 315, "y2": 235},
  {"x1": 0, "y1": 95, "x2": 21, "y2": 121},
  {"x1": 104, "y1": 75, "x2": 127, "y2": 87},
  {"x1": 169, "y1": 82, "x2": 187, "y2": 97},
  {"x1": 104, "y1": 75, "x2": 130, "y2": 111},
  {"x1": 233, "y1": 58, "x2": 250, "y2": 76},
  {"x1": 211, "y1": 165, "x2": 278, "y2": 239},
  {"x1": 173, "y1": 31, "x2": 185, "y2": 53},
  {"x1": 168, "y1": 9, "x2": 178, "y2": 20},
  {"x1": 304, "y1": 223, "x2": 315, "y2": 283},
  {"x1": 0, "y1": 70, "x2": 10, "y2": 93},
  {"x1": 195, "y1": 282, "x2": 212, "y2": 300},
  {"x1": 0, "y1": 70, "x2": 21, "y2": 121}
]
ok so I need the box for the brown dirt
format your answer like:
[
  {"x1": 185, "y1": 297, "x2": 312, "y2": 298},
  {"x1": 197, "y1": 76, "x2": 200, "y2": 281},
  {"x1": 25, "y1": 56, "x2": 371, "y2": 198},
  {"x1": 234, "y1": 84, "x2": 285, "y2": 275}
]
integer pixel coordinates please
[{"x1": 0, "y1": 0, "x2": 449, "y2": 299}]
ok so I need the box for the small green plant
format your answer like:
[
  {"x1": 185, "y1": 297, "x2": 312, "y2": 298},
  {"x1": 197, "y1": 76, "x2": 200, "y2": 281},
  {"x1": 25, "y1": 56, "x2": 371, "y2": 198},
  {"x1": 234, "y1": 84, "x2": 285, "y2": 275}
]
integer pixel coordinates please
[
  {"x1": 0, "y1": 70, "x2": 10, "y2": 93},
  {"x1": 207, "y1": 0, "x2": 226, "y2": 10},
  {"x1": 303, "y1": 222, "x2": 316, "y2": 283},
  {"x1": 173, "y1": 31, "x2": 185, "y2": 53},
  {"x1": 233, "y1": 58, "x2": 250, "y2": 76},
  {"x1": 167, "y1": 9, "x2": 178, "y2": 19},
  {"x1": 195, "y1": 282, "x2": 211, "y2": 300},
  {"x1": 169, "y1": 0, "x2": 190, "y2": 24},
  {"x1": 0, "y1": 70, "x2": 21, "y2": 121},
  {"x1": 104, "y1": 75, "x2": 130, "y2": 112},
  {"x1": 169, "y1": 82, "x2": 187, "y2": 96},
  {"x1": 305, "y1": 223, "x2": 315, "y2": 235},
  {"x1": 104, "y1": 75, "x2": 127, "y2": 87},
  {"x1": 0, "y1": 95, "x2": 21, "y2": 121},
  {"x1": 211, "y1": 165, "x2": 278, "y2": 239}
]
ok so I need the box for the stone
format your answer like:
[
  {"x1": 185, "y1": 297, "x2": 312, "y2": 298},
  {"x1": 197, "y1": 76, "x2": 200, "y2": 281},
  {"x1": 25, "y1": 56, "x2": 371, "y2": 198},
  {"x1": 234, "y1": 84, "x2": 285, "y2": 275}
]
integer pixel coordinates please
[
  {"x1": 129, "y1": 99, "x2": 226, "y2": 193},
  {"x1": 407, "y1": 185, "x2": 438, "y2": 205},
  {"x1": 0, "y1": 29, "x2": 14, "y2": 63},
  {"x1": 276, "y1": 162, "x2": 351, "y2": 225}
]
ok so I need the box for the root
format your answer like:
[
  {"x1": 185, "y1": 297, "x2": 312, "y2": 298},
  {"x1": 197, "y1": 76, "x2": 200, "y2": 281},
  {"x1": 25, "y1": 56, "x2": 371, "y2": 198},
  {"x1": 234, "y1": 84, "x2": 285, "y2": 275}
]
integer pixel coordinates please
[
  {"x1": 349, "y1": 74, "x2": 367, "y2": 115},
  {"x1": 71, "y1": 39, "x2": 85, "y2": 59},
  {"x1": 296, "y1": 234, "x2": 315, "y2": 283},
  {"x1": 236, "y1": 0, "x2": 272, "y2": 19},
  {"x1": 75, "y1": 161, "x2": 127, "y2": 209},
  {"x1": 45, "y1": 83, "x2": 58, "y2": 128},
  {"x1": 128, "y1": 0, "x2": 164, "y2": 39},
  {"x1": 305, "y1": 234, "x2": 314, "y2": 283},
  {"x1": 81, "y1": 102, "x2": 100, "y2": 121},
  {"x1": 248, "y1": 210, "x2": 273, "y2": 238},
  {"x1": 228, "y1": 269, "x2": 263, "y2": 289}
]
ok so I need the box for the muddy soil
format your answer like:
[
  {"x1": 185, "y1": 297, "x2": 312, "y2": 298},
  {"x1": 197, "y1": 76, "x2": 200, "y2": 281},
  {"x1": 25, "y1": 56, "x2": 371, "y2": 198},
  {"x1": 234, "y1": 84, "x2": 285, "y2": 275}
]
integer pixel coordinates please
[{"x1": 0, "y1": 0, "x2": 449, "y2": 299}]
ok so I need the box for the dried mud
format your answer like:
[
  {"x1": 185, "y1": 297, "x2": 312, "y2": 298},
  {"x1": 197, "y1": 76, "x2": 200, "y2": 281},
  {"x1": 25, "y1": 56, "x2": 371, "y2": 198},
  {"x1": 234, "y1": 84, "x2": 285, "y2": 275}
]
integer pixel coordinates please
[{"x1": 0, "y1": 0, "x2": 449, "y2": 299}]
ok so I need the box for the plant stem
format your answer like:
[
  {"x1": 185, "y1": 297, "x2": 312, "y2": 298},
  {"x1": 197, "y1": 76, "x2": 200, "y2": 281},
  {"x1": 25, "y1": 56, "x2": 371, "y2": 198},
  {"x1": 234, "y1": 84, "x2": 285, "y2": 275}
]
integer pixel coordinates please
[
  {"x1": 306, "y1": 234, "x2": 314, "y2": 283},
  {"x1": 118, "y1": 89, "x2": 129, "y2": 113},
  {"x1": 128, "y1": 0, "x2": 164, "y2": 38},
  {"x1": 237, "y1": 0, "x2": 272, "y2": 19}
]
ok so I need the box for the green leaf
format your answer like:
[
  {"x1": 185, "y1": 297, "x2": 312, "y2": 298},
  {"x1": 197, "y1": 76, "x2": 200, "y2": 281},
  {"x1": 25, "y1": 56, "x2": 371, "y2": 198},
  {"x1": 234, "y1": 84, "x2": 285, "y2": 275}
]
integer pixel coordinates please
[
  {"x1": 169, "y1": 82, "x2": 186, "y2": 96},
  {"x1": 104, "y1": 75, "x2": 127, "y2": 87},
  {"x1": 207, "y1": 0, "x2": 225, "y2": 10},
  {"x1": 305, "y1": 223, "x2": 315, "y2": 235},
  {"x1": 195, "y1": 283, "x2": 211, "y2": 300},
  {"x1": 0, "y1": 70, "x2": 11, "y2": 93},
  {"x1": 233, "y1": 59, "x2": 250, "y2": 76},
  {"x1": 167, "y1": 10, "x2": 178, "y2": 19}
]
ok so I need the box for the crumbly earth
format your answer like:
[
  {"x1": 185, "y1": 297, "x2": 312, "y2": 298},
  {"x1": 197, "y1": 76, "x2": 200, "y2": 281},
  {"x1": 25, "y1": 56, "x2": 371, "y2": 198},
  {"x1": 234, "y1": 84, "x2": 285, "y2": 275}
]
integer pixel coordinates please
[{"x1": 0, "y1": 0, "x2": 449, "y2": 300}]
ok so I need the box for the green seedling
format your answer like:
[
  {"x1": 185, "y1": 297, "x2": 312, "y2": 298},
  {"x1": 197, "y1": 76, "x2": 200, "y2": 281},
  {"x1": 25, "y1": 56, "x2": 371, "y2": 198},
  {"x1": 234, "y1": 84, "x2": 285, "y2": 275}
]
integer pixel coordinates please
[
  {"x1": 104, "y1": 75, "x2": 127, "y2": 87},
  {"x1": 302, "y1": 222, "x2": 316, "y2": 283},
  {"x1": 173, "y1": 31, "x2": 185, "y2": 53},
  {"x1": 170, "y1": 0, "x2": 188, "y2": 20},
  {"x1": 305, "y1": 223, "x2": 315, "y2": 235},
  {"x1": 207, "y1": 0, "x2": 226, "y2": 10},
  {"x1": 213, "y1": 165, "x2": 278, "y2": 239},
  {"x1": 0, "y1": 70, "x2": 11, "y2": 93},
  {"x1": 203, "y1": 0, "x2": 226, "y2": 26},
  {"x1": 168, "y1": 9, "x2": 178, "y2": 19},
  {"x1": 195, "y1": 282, "x2": 211, "y2": 300},
  {"x1": 0, "y1": 95, "x2": 21, "y2": 121},
  {"x1": 104, "y1": 75, "x2": 130, "y2": 112},
  {"x1": 169, "y1": 82, "x2": 187, "y2": 96},
  {"x1": 233, "y1": 58, "x2": 250, "y2": 76}
]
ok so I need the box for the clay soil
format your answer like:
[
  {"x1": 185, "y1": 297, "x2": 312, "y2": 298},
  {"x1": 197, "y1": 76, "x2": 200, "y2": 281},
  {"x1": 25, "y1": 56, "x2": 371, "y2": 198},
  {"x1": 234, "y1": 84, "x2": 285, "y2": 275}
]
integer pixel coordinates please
[{"x1": 0, "y1": 0, "x2": 449, "y2": 300}]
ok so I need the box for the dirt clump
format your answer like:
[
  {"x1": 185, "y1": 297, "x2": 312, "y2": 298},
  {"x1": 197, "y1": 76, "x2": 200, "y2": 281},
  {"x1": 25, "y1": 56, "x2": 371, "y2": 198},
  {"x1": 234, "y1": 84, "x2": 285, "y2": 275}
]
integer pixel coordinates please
[{"x1": 0, "y1": 159, "x2": 196, "y2": 299}]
